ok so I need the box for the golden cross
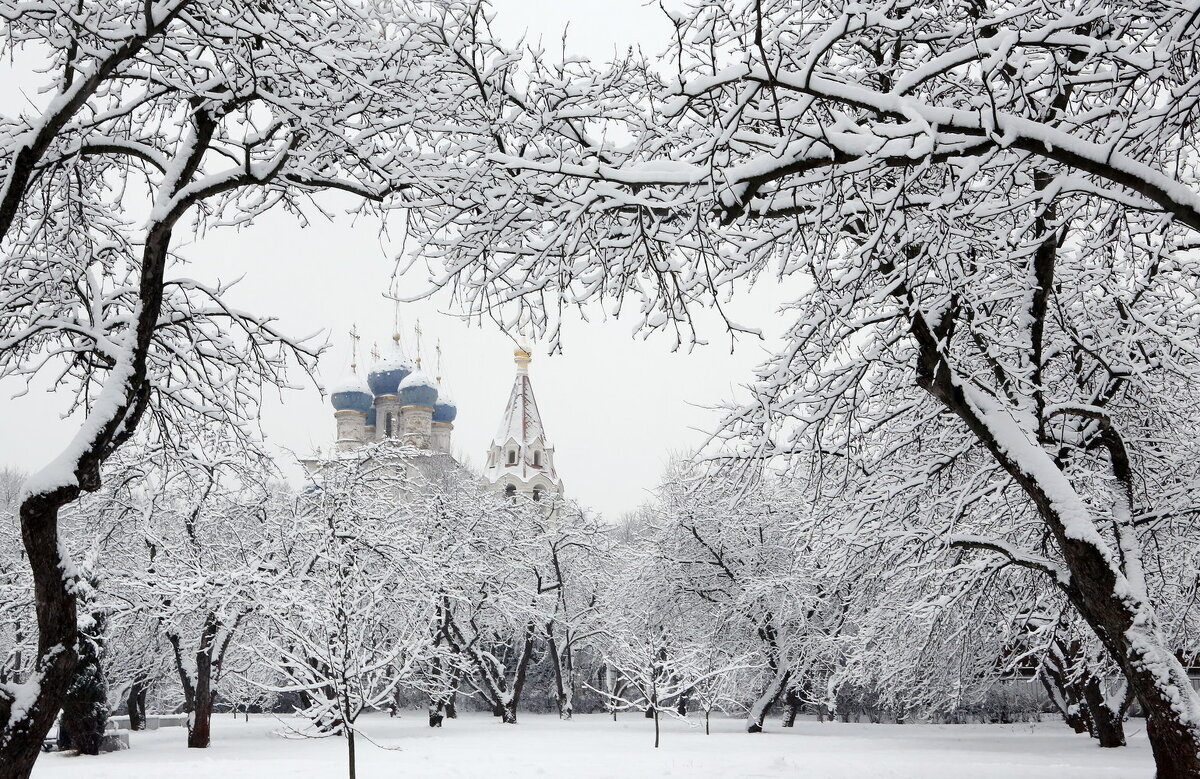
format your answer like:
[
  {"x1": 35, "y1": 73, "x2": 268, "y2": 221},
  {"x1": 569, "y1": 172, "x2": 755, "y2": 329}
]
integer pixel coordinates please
[
  {"x1": 435, "y1": 340, "x2": 443, "y2": 384},
  {"x1": 349, "y1": 324, "x2": 361, "y2": 372},
  {"x1": 370, "y1": 342, "x2": 380, "y2": 362}
]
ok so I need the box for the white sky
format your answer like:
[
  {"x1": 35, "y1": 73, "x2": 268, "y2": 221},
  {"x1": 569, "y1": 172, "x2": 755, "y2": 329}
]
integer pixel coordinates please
[{"x1": 0, "y1": 0, "x2": 787, "y2": 519}]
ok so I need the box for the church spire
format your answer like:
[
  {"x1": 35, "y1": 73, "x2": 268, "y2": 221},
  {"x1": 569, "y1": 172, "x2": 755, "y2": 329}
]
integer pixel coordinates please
[{"x1": 483, "y1": 346, "x2": 562, "y2": 499}]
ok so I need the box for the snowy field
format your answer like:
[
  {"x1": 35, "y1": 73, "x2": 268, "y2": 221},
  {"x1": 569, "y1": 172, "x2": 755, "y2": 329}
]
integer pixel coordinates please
[{"x1": 31, "y1": 711, "x2": 1153, "y2": 778}]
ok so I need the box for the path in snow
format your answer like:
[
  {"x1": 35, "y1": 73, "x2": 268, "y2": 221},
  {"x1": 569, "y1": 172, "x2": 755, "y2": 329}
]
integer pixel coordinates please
[{"x1": 31, "y1": 711, "x2": 1152, "y2": 778}]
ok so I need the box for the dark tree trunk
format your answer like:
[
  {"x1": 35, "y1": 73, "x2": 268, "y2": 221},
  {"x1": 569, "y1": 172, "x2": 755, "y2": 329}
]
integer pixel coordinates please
[
  {"x1": 1040, "y1": 672, "x2": 1089, "y2": 734},
  {"x1": 781, "y1": 688, "x2": 802, "y2": 728},
  {"x1": 346, "y1": 728, "x2": 356, "y2": 779},
  {"x1": 425, "y1": 653, "x2": 454, "y2": 727},
  {"x1": 189, "y1": 690, "x2": 214, "y2": 749},
  {"x1": 1080, "y1": 676, "x2": 1126, "y2": 748},
  {"x1": 426, "y1": 690, "x2": 446, "y2": 727},
  {"x1": 185, "y1": 622, "x2": 222, "y2": 749},
  {"x1": 127, "y1": 682, "x2": 147, "y2": 731},
  {"x1": 169, "y1": 610, "x2": 231, "y2": 750},
  {"x1": 1, "y1": 494, "x2": 81, "y2": 779},
  {"x1": 500, "y1": 620, "x2": 537, "y2": 725}
]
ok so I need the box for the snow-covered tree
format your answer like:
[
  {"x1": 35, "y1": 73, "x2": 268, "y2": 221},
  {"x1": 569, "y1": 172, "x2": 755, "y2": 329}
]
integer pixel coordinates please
[
  {"x1": 425, "y1": 489, "x2": 556, "y2": 725},
  {"x1": 405, "y1": 2, "x2": 1200, "y2": 771},
  {"x1": 591, "y1": 526, "x2": 753, "y2": 747},
  {"x1": 256, "y1": 449, "x2": 434, "y2": 779},
  {"x1": 0, "y1": 469, "x2": 30, "y2": 691},
  {"x1": 67, "y1": 427, "x2": 282, "y2": 749},
  {"x1": 0, "y1": 1, "x2": 467, "y2": 770}
]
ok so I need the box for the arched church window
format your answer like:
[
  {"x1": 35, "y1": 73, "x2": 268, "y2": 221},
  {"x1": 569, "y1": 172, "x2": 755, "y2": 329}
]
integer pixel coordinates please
[
  {"x1": 533, "y1": 450, "x2": 542, "y2": 467},
  {"x1": 385, "y1": 413, "x2": 394, "y2": 438},
  {"x1": 507, "y1": 449, "x2": 517, "y2": 465},
  {"x1": 505, "y1": 484, "x2": 516, "y2": 500},
  {"x1": 532, "y1": 487, "x2": 542, "y2": 502}
]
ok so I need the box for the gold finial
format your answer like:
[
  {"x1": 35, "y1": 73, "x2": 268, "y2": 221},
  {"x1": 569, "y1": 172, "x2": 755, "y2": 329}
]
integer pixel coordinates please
[
  {"x1": 371, "y1": 342, "x2": 380, "y2": 362},
  {"x1": 349, "y1": 324, "x2": 361, "y2": 373},
  {"x1": 435, "y1": 340, "x2": 443, "y2": 384},
  {"x1": 514, "y1": 346, "x2": 532, "y2": 375}
]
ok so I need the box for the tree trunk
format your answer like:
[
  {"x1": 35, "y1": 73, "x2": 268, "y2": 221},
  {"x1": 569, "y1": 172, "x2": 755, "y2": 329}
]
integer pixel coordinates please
[
  {"x1": 500, "y1": 620, "x2": 538, "y2": 725},
  {"x1": 781, "y1": 688, "x2": 801, "y2": 728},
  {"x1": 189, "y1": 690, "x2": 213, "y2": 749},
  {"x1": 427, "y1": 683, "x2": 455, "y2": 728},
  {"x1": 546, "y1": 629, "x2": 573, "y2": 720},
  {"x1": 0, "y1": 494, "x2": 80, "y2": 779},
  {"x1": 127, "y1": 683, "x2": 147, "y2": 732},
  {"x1": 1040, "y1": 672, "x2": 1089, "y2": 734},
  {"x1": 169, "y1": 614, "x2": 226, "y2": 750},
  {"x1": 653, "y1": 705, "x2": 660, "y2": 749},
  {"x1": 187, "y1": 641, "x2": 215, "y2": 749},
  {"x1": 747, "y1": 668, "x2": 790, "y2": 733},
  {"x1": 346, "y1": 728, "x2": 356, "y2": 779},
  {"x1": 1080, "y1": 676, "x2": 1126, "y2": 748}
]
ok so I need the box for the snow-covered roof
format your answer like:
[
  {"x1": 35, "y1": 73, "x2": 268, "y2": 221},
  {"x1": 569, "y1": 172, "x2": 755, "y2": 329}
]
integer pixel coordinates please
[
  {"x1": 331, "y1": 373, "x2": 371, "y2": 395},
  {"x1": 399, "y1": 369, "x2": 436, "y2": 390},
  {"x1": 369, "y1": 348, "x2": 414, "y2": 375},
  {"x1": 493, "y1": 372, "x2": 545, "y2": 445}
]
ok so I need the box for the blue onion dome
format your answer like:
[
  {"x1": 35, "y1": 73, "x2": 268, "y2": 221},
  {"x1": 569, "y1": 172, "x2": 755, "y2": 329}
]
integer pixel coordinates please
[
  {"x1": 330, "y1": 373, "x2": 372, "y2": 413},
  {"x1": 365, "y1": 406, "x2": 377, "y2": 428},
  {"x1": 399, "y1": 369, "x2": 438, "y2": 408},
  {"x1": 367, "y1": 346, "x2": 414, "y2": 396},
  {"x1": 433, "y1": 385, "x2": 457, "y2": 423}
]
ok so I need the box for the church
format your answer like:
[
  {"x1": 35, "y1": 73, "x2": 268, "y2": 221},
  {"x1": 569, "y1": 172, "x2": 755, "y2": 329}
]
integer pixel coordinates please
[{"x1": 325, "y1": 329, "x2": 564, "y2": 501}]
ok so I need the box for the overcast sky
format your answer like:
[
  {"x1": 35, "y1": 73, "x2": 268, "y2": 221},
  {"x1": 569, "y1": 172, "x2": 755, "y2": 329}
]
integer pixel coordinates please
[{"x1": 0, "y1": 0, "x2": 786, "y2": 519}]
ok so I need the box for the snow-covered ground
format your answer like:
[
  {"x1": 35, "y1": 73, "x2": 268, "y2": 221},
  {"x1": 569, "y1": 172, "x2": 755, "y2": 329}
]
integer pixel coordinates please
[{"x1": 32, "y1": 711, "x2": 1152, "y2": 778}]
